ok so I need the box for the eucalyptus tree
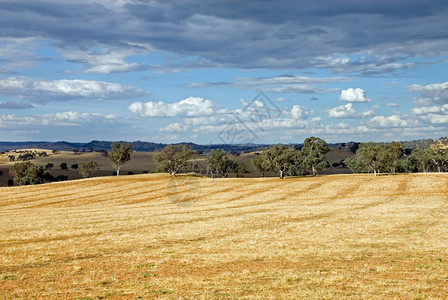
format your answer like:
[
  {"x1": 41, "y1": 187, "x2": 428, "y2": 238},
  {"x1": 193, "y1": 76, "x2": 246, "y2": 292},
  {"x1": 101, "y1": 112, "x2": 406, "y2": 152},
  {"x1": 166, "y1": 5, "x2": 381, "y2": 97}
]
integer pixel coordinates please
[
  {"x1": 155, "y1": 145, "x2": 196, "y2": 176},
  {"x1": 207, "y1": 149, "x2": 235, "y2": 178},
  {"x1": 262, "y1": 144, "x2": 296, "y2": 178},
  {"x1": 109, "y1": 142, "x2": 133, "y2": 176},
  {"x1": 299, "y1": 137, "x2": 330, "y2": 176}
]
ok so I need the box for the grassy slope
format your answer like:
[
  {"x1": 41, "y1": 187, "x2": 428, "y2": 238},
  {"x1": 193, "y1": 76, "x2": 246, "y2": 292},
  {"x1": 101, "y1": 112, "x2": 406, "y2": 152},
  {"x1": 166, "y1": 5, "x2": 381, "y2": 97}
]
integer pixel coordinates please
[{"x1": 1, "y1": 173, "x2": 448, "y2": 299}]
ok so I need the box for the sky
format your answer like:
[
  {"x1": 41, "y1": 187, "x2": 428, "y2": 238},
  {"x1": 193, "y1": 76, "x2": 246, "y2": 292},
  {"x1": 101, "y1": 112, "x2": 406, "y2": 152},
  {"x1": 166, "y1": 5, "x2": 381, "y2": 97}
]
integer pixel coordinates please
[{"x1": 1, "y1": 0, "x2": 448, "y2": 145}]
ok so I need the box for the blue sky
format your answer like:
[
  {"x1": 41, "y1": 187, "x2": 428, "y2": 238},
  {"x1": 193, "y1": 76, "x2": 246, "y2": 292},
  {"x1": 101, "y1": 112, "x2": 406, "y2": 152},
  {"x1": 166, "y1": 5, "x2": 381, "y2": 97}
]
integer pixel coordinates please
[{"x1": 1, "y1": 0, "x2": 448, "y2": 144}]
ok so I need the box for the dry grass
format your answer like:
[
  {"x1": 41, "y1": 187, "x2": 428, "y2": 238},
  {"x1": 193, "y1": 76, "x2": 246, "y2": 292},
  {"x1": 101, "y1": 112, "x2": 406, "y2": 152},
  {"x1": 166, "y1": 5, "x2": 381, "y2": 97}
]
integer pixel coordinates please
[{"x1": 1, "y1": 173, "x2": 448, "y2": 299}]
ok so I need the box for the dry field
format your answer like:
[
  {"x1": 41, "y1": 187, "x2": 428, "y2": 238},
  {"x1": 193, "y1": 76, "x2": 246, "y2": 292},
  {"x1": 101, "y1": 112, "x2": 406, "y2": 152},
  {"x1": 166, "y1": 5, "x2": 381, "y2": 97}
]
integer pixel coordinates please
[{"x1": 1, "y1": 173, "x2": 448, "y2": 299}]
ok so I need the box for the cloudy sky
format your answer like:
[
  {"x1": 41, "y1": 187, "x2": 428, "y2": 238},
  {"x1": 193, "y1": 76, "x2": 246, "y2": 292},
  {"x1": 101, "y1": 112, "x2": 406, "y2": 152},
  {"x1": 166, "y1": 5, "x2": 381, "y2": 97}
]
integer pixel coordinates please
[{"x1": 1, "y1": 0, "x2": 448, "y2": 144}]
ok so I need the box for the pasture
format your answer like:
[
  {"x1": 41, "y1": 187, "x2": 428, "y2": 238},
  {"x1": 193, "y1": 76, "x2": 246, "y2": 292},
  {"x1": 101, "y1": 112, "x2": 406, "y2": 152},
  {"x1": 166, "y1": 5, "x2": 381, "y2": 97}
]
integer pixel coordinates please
[{"x1": 1, "y1": 173, "x2": 447, "y2": 298}]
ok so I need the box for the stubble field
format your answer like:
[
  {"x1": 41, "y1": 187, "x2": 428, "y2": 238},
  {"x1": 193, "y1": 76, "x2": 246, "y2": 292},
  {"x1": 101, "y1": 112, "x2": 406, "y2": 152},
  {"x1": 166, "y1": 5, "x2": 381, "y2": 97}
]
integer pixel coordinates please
[{"x1": 1, "y1": 173, "x2": 448, "y2": 299}]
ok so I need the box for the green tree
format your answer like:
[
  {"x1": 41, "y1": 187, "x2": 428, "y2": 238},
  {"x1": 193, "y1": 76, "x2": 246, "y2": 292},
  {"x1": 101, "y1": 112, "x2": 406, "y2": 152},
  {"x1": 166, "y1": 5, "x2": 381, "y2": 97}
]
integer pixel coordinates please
[
  {"x1": 45, "y1": 163, "x2": 54, "y2": 171},
  {"x1": 251, "y1": 153, "x2": 271, "y2": 177},
  {"x1": 233, "y1": 162, "x2": 249, "y2": 178},
  {"x1": 207, "y1": 149, "x2": 234, "y2": 178},
  {"x1": 71, "y1": 163, "x2": 78, "y2": 170},
  {"x1": 345, "y1": 155, "x2": 369, "y2": 173},
  {"x1": 299, "y1": 137, "x2": 330, "y2": 176},
  {"x1": 108, "y1": 142, "x2": 133, "y2": 176},
  {"x1": 424, "y1": 144, "x2": 448, "y2": 172},
  {"x1": 378, "y1": 142, "x2": 403, "y2": 173},
  {"x1": 9, "y1": 161, "x2": 48, "y2": 185},
  {"x1": 353, "y1": 142, "x2": 384, "y2": 176},
  {"x1": 403, "y1": 149, "x2": 431, "y2": 173},
  {"x1": 155, "y1": 145, "x2": 196, "y2": 176},
  {"x1": 79, "y1": 161, "x2": 99, "y2": 178},
  {"x1": 60, "y1": 162, "x2": 68, "y2": 170},
  {"x1": 262, "y1": 144, "x2": 296, "y2": 178}
]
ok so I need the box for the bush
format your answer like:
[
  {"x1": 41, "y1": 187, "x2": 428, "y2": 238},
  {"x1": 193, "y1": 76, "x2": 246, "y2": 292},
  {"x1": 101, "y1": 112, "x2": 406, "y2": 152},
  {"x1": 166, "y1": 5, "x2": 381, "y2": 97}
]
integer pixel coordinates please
[
  {"x1": 0, "y1": 170, "x2": 3, "y2": 176},
  {"x1": 127, "y1": 171, "x2": 134, "y2": 175},
  {"x1": 7, "y1": 179, "x2": 14, "y2": 186}
]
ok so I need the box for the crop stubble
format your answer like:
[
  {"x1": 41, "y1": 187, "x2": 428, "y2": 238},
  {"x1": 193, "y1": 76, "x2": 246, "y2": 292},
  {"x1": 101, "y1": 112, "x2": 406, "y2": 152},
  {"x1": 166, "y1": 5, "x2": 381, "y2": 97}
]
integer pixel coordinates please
[{"x1": 1, "y1": 173, "x2": 448, "y2": 299}]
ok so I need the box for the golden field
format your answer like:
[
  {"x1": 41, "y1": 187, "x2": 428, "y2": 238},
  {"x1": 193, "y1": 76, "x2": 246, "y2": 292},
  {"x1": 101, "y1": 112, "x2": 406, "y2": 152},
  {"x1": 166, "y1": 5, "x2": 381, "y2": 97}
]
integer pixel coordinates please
[{"x1": 1, "y1": 173, "x2": 448, "y2": 299}]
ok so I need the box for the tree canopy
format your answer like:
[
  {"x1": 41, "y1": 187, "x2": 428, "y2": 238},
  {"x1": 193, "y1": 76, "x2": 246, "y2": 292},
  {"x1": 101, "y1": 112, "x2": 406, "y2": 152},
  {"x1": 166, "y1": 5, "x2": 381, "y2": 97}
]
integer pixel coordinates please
[
  {"x1": 9, "y1": 161, "x2": 48, "y2": 185},
  {"x1": 207, "y1": 149, "x2": 235, "y2": 178},
  {"x1": 79, "y1": 161, "x2": 99, "y2": 178},
  {"x1": 299, "y1": 137, "x2": 330, "y2": 176},
  {"x1": 155, "y1": 145, "x2": 196, "y2": 176},
  {"x1": 108, "y1": 142, "x2": 133, "y2": 176},
  {"x1": 261, "y1": 144, "x2": 296, "y2": 178}
]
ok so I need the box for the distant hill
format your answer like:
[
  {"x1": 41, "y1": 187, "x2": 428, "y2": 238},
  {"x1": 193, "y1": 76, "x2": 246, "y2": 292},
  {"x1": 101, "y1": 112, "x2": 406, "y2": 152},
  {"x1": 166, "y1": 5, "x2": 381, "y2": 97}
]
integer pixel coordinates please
[
  {"x1": 0, "y1": 140, "x2": 268, "y2": 153},
  {"x1": 1, "y1": 137, "x2": 446, "y2": 153}
]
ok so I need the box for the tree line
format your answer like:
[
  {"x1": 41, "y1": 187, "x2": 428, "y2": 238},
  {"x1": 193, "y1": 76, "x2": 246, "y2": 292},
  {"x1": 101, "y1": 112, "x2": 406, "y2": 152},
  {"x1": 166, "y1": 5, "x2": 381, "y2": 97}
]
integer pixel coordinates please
[
  {"x1": 154, "y1": 137, "x2": 330, "y2": 178},
  {"x1": 345, "y1": 142, "x2": 448, "y2": 175},
  {"x1": 6, "y1": 138, "x2": 448, "y2": 186}
]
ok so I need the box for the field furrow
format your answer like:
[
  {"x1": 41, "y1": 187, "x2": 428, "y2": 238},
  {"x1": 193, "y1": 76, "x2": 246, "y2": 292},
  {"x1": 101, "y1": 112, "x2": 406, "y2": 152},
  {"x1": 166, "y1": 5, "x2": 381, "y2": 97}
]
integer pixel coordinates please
[{"x1": 1, "y1": 173, "x2": 448, "y2": 299}]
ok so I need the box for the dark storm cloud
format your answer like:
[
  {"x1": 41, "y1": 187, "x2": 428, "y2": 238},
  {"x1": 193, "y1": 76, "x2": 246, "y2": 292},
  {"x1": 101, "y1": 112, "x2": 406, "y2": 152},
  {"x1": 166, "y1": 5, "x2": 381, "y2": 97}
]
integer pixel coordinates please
[{"x1": 1, "y1": 0, "x2": 447, "y2": 73}]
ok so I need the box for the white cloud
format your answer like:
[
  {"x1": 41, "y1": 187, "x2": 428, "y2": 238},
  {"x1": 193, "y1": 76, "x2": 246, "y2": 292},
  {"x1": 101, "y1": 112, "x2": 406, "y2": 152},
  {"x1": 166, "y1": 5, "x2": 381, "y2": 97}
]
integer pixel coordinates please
[
  {"x1": 0, "y1": 112, "x2": 116, "y2": 128},
  {"x1": 159, "y1": 122, "x2": 188, "y2": 132},
  {"x1": 387, "y1": 103, "x2": 399, "y2": 107},
  {"x1": 409, "y1": 81, "x2": 448, "y2": 105},
  {"x1": 412, "y1": 105, "x2": 448, "y2": 115},
  {"x1": 412, "y1": 104, "x2": 448, "y2": 124},
  {"x1": 62, "y1": 46, "x2": 148, "y2": 74},
  {"x1": 324, "y1": 123, "x2": 370, "y2": 135},
  {"x1": 409, "y1": 82, "x2": 448, "y2": 93},
  {"x1": 289, "y1": 105, "x2": 311, "y2": 119},
  {"x1": 327, "y1": 103, "x2": 375, "y2": 119},
  {"x1": 0, "y1": 77, "x2": 150, "y2": 103},
  {"x1": 0, "y1": 37, "x2": 41, "y2": 74},
  {"x1": 339, "y1": 88, "x2": 372, "y2": 103},
  {"x1": 368, "y1": 115, "x2": 417, "y2": 128},
  {"x1": 129, "y1": 97, "x2": 215, "y2": 117}
]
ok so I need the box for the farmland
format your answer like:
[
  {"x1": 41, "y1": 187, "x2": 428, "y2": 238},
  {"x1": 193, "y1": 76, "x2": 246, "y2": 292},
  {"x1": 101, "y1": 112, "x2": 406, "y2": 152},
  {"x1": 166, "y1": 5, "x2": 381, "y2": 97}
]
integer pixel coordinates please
[
  {"x1": 0, "y1": 147, "x2": 353, "y2": 187},
  {"x1": 1, "y1": 173, "x2": 448, "y2": 298}
]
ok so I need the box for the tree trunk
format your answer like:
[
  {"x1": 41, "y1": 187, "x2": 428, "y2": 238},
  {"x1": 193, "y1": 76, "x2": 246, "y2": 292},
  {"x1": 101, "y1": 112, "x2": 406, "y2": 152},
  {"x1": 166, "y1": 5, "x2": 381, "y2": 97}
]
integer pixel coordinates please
[
  {"x1": 280, "y1": 170, "x2": 285, "y2": 178},
  {"x1": 116, "y1": 167, "x2": 120, "y2": 176}
]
